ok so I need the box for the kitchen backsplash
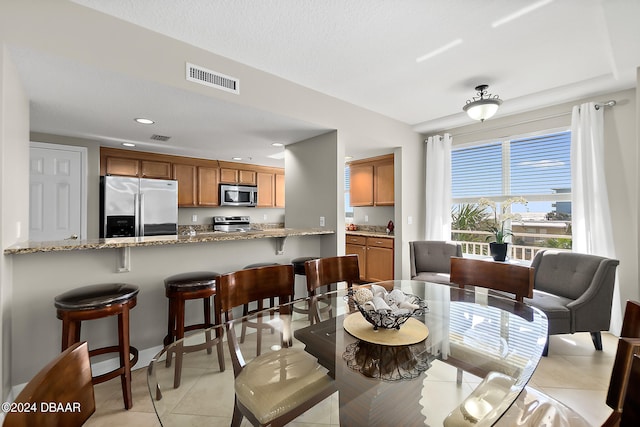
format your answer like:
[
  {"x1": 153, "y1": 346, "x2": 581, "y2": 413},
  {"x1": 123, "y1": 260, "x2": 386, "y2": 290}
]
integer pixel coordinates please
[{"x1": 177, "y1": 222, "x2": 284, "y2": 234}]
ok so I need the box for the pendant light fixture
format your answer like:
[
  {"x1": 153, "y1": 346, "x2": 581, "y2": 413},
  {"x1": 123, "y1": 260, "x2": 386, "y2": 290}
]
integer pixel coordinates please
[{"x1": 463, "y1": 84, "x2": 503, "y2": 122}]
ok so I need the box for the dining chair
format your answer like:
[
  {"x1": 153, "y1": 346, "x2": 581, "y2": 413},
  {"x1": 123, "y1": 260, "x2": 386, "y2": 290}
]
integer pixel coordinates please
[
  {"x1": 216, "y1": 264, "x2": 336, "y2": 427},
  {"x1": 493, "y1": 300, "x2": 640, "y2": 427},
  {"x1": 449, "y1": 256, "x2": 534, "y2": 302},
  {"x1": 4, "y1": 341, "x2": 95, "y2": 427},
  {"x1": 304, "y1": 254, "x2": 360, "y2": 324}
]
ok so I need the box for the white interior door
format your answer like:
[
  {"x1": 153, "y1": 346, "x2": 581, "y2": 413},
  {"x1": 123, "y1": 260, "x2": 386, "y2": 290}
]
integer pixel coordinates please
[{"x1": 29, "y1": 142, "x2": 87, "y2": 241}]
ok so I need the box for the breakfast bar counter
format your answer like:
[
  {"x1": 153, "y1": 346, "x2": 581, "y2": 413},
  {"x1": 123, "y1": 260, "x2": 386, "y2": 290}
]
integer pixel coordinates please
[{"x1": 4, "y1": 228, "x2": 334, "y2": 255}]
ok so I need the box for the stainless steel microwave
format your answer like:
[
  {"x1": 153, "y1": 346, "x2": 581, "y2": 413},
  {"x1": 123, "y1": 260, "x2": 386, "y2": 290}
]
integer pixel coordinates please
[{"x1": 219, "y1": 184, "x2": 257, "y2": 207}]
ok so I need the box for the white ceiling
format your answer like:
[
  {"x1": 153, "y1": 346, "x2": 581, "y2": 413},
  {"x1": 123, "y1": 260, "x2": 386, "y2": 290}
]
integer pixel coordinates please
[{"x1": 13, "y1": 0, "x2": 640, "y2": 165}]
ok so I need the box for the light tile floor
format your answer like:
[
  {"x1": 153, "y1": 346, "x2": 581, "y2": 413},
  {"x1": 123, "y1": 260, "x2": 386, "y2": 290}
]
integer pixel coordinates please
[{"x1": 86, "y1": 332, "x2": 616, "y2": 426}]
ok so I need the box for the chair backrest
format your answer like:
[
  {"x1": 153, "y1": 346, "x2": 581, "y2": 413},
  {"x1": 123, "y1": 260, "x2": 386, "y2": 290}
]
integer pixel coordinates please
[
  {"x1": 620, "y1": 353, "x2": 640, "y2": 426},
  {"x1": 449, "y1": 257, "x2": 534, "y2": 302},
  {"x1": 304, "y1": 254, "x2": 360, "y2": 294},
  {"x1": 606, "y1": 301, "x2": 640, "y2": 416},
  {"x1": 217, "y1": 264, "x2": 295, "y2": 375},
  {"x1": 530, "y1": 250, "x2": 619, "y2": 300},
  {"x1": 216, "y1": 264, "x2": 295, "y2": 317},
  {"x1": 4, "y1": 341, "x2": 95, "y2": 427},
  {"x1": 409, "y1": 241, "x2": 462, "y2": 277}
]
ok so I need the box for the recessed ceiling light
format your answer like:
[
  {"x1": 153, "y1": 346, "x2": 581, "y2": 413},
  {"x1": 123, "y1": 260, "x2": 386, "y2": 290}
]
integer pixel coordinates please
[
  {"x1": 232, "y1": 157, "x2": 242, "y2": 161},
  {"x1": 271, "y1": 142, "x2": 284, "y2": 147},
  {"x1": 134, "y1": 118, "x2": 154, "y2": 125},
  {"x1": 122, "y1": 142, "x2": 136, "y2": 147}
]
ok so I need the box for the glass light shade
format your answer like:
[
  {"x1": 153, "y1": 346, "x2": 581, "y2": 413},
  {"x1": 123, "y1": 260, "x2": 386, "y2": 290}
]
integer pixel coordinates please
[{"x1": 463, "y1": 99, "x2": 502, "y2": 121}]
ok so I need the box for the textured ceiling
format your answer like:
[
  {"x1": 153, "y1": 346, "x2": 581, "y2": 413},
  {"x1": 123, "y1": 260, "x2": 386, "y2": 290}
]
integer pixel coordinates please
[{"x1": 13, "y1": 0, "x2": 640, "y2": 164}]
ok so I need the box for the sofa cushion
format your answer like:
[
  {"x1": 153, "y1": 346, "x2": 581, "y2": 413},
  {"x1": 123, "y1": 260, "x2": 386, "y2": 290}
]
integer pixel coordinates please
[
  {"x1": 532, "y1": 251, "x2": 602, "y2": 300},
  {"x1": 525, "y1": 290, "x2": 572, "y2": 335},
  {"x1": 411, "y1": 241, "x2": 460, "y2": 274}
]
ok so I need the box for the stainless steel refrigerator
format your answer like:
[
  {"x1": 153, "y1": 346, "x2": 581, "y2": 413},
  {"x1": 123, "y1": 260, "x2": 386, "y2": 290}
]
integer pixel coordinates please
[{"x1": 100, "y1": 176, "x2": 178, "y2": 238}]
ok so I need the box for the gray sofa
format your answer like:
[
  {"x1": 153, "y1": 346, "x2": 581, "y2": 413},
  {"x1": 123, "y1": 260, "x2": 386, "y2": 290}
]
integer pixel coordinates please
[
  {"x1": 409, "y1": 241, "x2": 462, "y2": 285},
  {"x1": 525, "y1": 249, "x2": 620, "y2": 355}
]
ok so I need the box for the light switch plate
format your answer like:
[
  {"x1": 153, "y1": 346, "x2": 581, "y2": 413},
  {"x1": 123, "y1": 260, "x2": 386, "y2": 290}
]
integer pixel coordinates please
[{"x1": 319, "y1": 216, "x2": 325, "y2": 227}]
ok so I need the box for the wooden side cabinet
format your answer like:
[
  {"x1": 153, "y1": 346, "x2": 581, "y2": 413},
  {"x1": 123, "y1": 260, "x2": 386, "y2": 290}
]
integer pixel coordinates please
[
  {"x1": 345, "y1": 235, "x2": 367, "y2": 281},
  {"x1": 365, "y1": 236, "x2": 394, "y2": 282}
]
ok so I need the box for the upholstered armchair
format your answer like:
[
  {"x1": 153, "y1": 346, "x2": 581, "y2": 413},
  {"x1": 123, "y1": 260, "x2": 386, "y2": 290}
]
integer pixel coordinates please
[
  {"x1": 409, "y1": 241, "x2": 462, "y2": 285},
  {"x1": 525, "y1": 249, "x2": 620, "y2": 355}
]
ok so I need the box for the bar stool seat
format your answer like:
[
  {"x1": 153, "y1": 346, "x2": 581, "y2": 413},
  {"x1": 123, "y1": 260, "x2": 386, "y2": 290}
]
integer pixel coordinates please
[
  {"x1": 55, "y1": 283, "x2": 139, "y2": 409},
  {"x1": 164, "y1": 271, "x2": 225, "y2": 388}
]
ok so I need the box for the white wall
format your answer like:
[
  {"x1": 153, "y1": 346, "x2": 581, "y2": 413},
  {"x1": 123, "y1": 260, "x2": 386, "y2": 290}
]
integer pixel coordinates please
[{"x1": 0, "y1": 45, "x2": 30, "y2": 398}]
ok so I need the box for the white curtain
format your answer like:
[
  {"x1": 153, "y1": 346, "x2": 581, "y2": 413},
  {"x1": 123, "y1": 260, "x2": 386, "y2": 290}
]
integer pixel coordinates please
[
  {"x1": 424, "y1": 134, "x2": 452, "y2": 240},
  {"x1": 571, "y1": 102, "x2": 621, "y2": 332}
]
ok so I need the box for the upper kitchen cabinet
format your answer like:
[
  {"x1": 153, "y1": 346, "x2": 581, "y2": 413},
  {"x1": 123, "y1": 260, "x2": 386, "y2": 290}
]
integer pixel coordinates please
[
  {"x1": 256, "y1": 170, "x2": 286, "y2": 208},
  {"x1": 101, "y1": 148, "x2": 172, "y2": 179},
  {"x1": 219, "y1": 166, "x2": 257, "y2": 185},
  {"x1": 100, "y1": 147, "x2": 284, "y2": 208},
  {"x1": 348, "y1": 153, "x2": 394, "y2": 206}
]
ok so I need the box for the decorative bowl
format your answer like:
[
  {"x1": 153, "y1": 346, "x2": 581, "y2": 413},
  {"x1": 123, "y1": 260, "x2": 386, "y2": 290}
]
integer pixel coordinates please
[{"x1": 347, "y1": 289, "x2": 427, "y2": 330}]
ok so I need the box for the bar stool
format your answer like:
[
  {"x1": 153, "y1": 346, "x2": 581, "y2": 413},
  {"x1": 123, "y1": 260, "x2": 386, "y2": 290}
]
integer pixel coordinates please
[
  {"x1": 164, "y1": 271, "x2": 225, "y2": 388},
  {"x1": 291, "y1": 256, "x2": 320, "y2": 321},
  {"x1": 55, "y1": 283, "x2": 139, "y2": 409}
]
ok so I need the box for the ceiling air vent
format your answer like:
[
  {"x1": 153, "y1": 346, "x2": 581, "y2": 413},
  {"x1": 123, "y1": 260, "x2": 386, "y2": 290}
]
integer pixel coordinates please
[
  {"x1": 186, "y1": 62, "x2": 240, "y2": 94},
  {"x1": 150, "y1": 134, "x2": 171, "y2": 142}
]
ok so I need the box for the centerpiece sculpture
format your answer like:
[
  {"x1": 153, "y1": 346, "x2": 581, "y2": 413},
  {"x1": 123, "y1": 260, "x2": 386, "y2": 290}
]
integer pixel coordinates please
[{"x1": 349, "y1": 285, "x2": 427, "y2": 330}]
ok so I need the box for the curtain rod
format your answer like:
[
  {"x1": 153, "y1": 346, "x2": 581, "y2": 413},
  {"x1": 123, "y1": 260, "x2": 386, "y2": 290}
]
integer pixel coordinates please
[{"x1": 449, "y1": 99, "x2": 617, "y2": 139}]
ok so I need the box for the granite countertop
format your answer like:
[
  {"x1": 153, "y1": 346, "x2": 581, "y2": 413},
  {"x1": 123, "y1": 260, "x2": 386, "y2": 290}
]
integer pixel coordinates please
[
  {"x1": 345, "y1": 230, "x2": 394, "y2": 238},
  {"x1": 4, "y1": 228, "x2": 335, "y2": 255}
]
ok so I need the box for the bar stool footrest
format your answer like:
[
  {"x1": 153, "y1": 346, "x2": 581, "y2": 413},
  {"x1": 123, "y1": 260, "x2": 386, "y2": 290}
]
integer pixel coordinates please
[{"x1": 89, "y1": 345, "x2": 139, "y2": 385}]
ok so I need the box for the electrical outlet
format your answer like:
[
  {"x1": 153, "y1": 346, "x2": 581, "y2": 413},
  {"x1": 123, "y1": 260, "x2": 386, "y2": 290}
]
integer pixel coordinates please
[
  {"x1": 191, "y1": 214, "x2": 198, "y2": 222},
  {"x1": 364, "y1": 215, "x2": 369, "y2": 223},
  {"x1": 263, "y1": 214, "x2": 268, "y2": 221},
  {"x1": 407, "y1": 216, "x2": 413, "y2": 225},
  {"x1": 319, "y1": 216, "x2": 325, "y2": 227}
]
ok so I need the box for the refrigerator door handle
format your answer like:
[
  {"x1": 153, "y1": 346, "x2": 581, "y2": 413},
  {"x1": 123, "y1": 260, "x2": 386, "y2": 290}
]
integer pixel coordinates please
[
  {"x1": 139, "y1": 193, "x2": 146, "y2": 237},
  {"x1": 134, "y1": 193, "x2": 140, "y2": 237}
]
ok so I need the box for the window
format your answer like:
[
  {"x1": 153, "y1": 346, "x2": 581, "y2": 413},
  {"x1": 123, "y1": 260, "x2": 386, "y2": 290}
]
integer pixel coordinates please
[
  {"x1": 345, "y1": 165, "x2": 353, "y2": 218},
  {"x1": 451, "y1": 130, "x2": 572, "y2": 257}
]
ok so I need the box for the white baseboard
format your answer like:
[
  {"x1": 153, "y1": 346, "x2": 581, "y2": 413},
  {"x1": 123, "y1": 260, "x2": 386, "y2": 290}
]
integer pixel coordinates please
[{"x1": 7, "y1": 344, "x2": 164, "y2": 407}]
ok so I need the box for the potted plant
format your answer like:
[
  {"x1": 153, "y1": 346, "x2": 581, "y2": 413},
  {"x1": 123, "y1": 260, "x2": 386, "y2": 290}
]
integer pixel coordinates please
[{"x1": 478, "y1": 197, "x2": 527, "y2": 261}]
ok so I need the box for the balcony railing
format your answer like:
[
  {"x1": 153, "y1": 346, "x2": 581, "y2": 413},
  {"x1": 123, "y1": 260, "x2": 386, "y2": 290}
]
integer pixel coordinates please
[{"x1": 452, "y1": 230, "x2": 571, "y2": 262}]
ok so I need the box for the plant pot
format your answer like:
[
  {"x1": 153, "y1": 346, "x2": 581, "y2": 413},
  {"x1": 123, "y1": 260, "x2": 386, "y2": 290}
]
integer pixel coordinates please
[{"x1": 489, "y1": 242, "x2": 508, "y2": 262}]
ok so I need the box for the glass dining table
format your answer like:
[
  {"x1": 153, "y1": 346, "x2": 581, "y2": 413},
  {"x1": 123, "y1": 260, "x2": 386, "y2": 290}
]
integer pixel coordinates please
[{"x1": 147, "y1": 280, "x2": 548, "y2": 426}]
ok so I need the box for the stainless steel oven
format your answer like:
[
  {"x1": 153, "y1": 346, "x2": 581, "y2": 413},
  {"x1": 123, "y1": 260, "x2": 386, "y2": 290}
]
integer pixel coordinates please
[{"x1": 219, "y1": 184, "x2": 257, "y2": 207}]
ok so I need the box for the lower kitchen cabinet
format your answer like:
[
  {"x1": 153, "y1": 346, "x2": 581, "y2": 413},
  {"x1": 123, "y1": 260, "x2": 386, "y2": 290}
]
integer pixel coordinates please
[{"x1": 345, "y1": 234, "x2": 394, "y2": 282}]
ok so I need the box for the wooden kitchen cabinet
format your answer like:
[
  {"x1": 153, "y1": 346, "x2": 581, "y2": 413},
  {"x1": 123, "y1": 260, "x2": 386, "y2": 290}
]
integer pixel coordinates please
[
  {"x1": 275, "y1": 173, "x2": 285, "y2": 207},
  {"x1": 349, "y1": 163, "x2": 374, "y2": 206},
  {"x1": 172, "y1": 163, "x2": 197, "y2": 207},
  {"x1": 100, "y1": 147, "x2": 283, "y2": 208},
  {"x1": 348, "y1": 154, "x2": 394, "y2": 206},
  {"x1": 256, "y1": 172, "x2": 274, "y2": 207},
  {"x1": 345, "y1": 235, "x2": 367, "y2": 281},
  {"x1": 220, "y1": 167, "x2": 257, "y2": 185},
  {"x1": 197, "y1": 166, "x2": 220, "y2": 206},
  {"x1": 365, "y1": 236, "x2": 394, "y2": 282},
  {"x1": 103, "y1": 151, "x2": 171, "y2": 179},
  {"x1": 345, "y1": 234, "x2": 394, "y2": 282}
]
